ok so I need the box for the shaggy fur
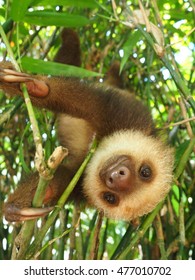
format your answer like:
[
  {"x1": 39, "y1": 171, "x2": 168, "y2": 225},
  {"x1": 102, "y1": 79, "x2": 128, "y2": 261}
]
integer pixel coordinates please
[{"x1": 0, "y1": 29, "x2": 174, "y2": 222}]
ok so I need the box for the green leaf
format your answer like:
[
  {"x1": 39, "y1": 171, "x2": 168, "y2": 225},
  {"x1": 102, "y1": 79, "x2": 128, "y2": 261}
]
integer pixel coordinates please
[
  {"x1": 23, "y1": 11, "x2": 89, "y2": 27},
  {"x1": 120, "y1": 30, "x2": 141, "y2": 72},
  {"x1": 174, "y1": 137, "x2": 195, "y2": 179},
  {"x1": 0, "y1": 8, "x2": 5, "y2": 18},
  {"x1": 10, "y1": 0, "x2": 33, "y2": 21},
  {"x1": 21, "y1": 57, "x2": 101, "y2": 78},
  {"x1": 32, "y1": 0, "x2": 98, "y2": 8},
  {"x1": 174, "y1": 139, "x2": 190, "y2": 169}
]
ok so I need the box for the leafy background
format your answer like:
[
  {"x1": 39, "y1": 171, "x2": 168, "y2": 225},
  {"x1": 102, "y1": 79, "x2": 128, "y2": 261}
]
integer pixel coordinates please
[{"x1": 0, "y1": 0, "x2": 194, "y2": 260}]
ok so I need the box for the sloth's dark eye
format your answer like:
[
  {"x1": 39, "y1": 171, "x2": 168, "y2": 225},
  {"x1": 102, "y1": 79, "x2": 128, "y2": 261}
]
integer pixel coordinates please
[
  {"x1": 102, "y1": 192, "x2": 119, "y2": 206},
  {"x1": 139, "y1": 165, "x2": 152, "y2": 180}
]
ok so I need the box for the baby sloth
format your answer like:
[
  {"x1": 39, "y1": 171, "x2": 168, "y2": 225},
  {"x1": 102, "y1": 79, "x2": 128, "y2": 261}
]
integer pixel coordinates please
[{"x1": 0, "y1": 29, "x2": 174, "y2": 222}]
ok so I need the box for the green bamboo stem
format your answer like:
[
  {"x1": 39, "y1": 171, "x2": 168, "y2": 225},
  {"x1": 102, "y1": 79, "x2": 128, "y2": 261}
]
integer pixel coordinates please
[
  {"x1": 89, "y1": 211, "x2": 104, "y2": 260},
  {"x1": 167, "y1": 214, "x2": 195, "y2": 257},
  {"x1": 0, "y1": 25, "x2": 49, "y2": 259},
  {"x1": 83, "y1": 211, "x2": 98, "y2": 258},
  {"x1": 11, "y1": 221, "x2": 36, "y2": 259},
  {"x1": 0, "y1": 26, "x2": 70, "y2": 259},
  {"x1": 21, "y1": 84, "x2": 45, "y2": 172},
  {"x1": 111, "y1": 223, "x2": 133, "y2": 260},
  {"x1": 58, "y1": 209, "x2": 69, "y2": 260},
  {"x1": 25, "y1": 138, "x2": 97, "y2": 259},
  {"x1": 116, "y1": 201, "x2": 164, "y2": 260},
  {"x1": 174, "y1": 136, "x2": 195, "y2": 179},
  {"x1": 177, "y1": 192, "x2": 185, "y2": 260},
  {"x1": 154, "y1": 214, "x2": 167, "y2": 260}
]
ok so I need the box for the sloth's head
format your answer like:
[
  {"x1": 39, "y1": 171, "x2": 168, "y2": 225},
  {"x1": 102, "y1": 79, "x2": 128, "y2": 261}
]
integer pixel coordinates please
[{"x1": 83, "y1": 130, "x2": 174, "y2": 221}]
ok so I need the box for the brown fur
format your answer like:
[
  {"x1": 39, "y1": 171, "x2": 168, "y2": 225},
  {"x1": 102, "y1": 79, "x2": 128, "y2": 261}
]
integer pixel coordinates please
[
  {"x1": 0, "y1": 29, "x2": 174, "y2": 222},
  {"x1": 57, "y1": 114, "x2": 94, "y2": 172},
  {"x1": 54, "y1": 28, "x2": 81, "y2": 66},
  {"x1": 104, "y1": 61, "x2": 124, "y2": 89}
]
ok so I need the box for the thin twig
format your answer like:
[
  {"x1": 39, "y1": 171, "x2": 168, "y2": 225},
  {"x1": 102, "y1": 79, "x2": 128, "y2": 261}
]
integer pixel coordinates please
[
  {"x1": 89, "y1": 211, "x2": 104, "y2": 260},
  {"x1": 154, "y1": 214, "x2": 167, "y2": 260},
  {"x1": 164, "y1": 116, "x2": 195, "y2": 129}
]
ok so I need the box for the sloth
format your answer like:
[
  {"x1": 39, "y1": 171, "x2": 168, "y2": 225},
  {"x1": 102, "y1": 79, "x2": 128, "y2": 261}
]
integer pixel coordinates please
[{"x1": 0, "y1": 29, "x2": 174, "y2": 222}]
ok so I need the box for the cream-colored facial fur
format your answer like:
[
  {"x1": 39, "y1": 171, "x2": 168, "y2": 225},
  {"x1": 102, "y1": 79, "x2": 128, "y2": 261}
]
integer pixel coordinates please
[{"x1": 83, "y1": 130, "x2": 174, "y2": 221}]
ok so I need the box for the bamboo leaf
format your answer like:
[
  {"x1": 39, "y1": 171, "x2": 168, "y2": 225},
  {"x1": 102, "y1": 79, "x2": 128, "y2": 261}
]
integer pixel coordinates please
[
  {"x1": 24, "y1": 11, "x2": 89, "y2": 27},
  {"x1": 120, "y1": 30, "x2": 141, "y2": 72},
  {"x1": 21, "y1": 57, "x2": 101, "y2": 78},
  {"x1": 32, "y1": 0, "x2": 98, "y2": 8},
  {"x1": 10, "y1": 0, "x2": 33, "y2": 21}
]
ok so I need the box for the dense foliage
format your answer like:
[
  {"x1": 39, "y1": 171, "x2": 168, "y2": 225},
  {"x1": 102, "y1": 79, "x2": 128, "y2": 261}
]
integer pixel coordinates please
[{"x1": 0, "y1": 0, "x2": 194, "y2": 260}]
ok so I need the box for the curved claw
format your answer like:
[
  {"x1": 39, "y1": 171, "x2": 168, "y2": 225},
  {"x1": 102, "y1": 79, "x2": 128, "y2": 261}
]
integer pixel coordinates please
[
  {"x1": 4, "y1": 205, "x2": 54, "y2": 222},
  {"x1": 0, "y1": 67, "x2": 49, "y2": 97},
  {"x1": 0, "y1": 68, "x2": 31, "y2": 83},
  {"x1": 0, "y1": 67, "x2": 30, "y2": 77}
]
